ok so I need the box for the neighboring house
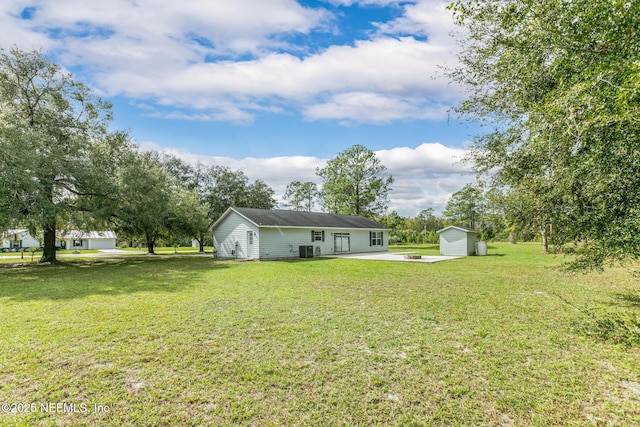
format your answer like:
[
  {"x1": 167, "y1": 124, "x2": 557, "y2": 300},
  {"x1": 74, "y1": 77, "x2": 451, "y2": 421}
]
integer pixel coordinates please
[
  {"x1": 1, "y1": 229, "x2": 40, "y2": 251},
  {"x1": 62, "y1": 231, "x2": 117, "y2": 250},
  {"x1": 437, "y1": 226, "x2": 478, "y2": 256},
  {"x1": 212, "y1": 207, "x2": 389, "y2": 260}
]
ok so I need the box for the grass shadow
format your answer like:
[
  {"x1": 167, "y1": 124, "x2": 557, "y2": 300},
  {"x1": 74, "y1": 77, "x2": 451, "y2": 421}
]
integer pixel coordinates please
[
  {"x1": 0, "y1": 257, "x2": 230, "y2": 302},
  {"x1": 613, "y1": 292, "x2": 640, "y2": 308}
]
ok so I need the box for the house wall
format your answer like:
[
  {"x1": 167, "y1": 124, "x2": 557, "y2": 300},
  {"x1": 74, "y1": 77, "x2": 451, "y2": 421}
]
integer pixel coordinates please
[
  {"x1": 66, "y1": 238, "x2": 88, "y2": 250},
  {"x1": 213, "y1": 211, "x2": 260, "y2": 259},
  {"x1": 1, "y1": 232, "x2": 39, "y2": 249},
  {"x1": 439, "y1": 229, "x2": 476, "y2": 256},
  {"x1": 258, "y1": 228, "x2": 388, "y2": 260},
  {"x1": 87, "y1": 238, "x2": 116, "y2": 250}
]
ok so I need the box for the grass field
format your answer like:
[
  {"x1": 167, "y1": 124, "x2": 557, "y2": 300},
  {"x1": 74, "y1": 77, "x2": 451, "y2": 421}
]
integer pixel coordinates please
[
  {"x1": 0, "y1": 247, "x2": 214, "y2": 264},
  {"x1": 0, "y1": 243, "x2": 638, "y2": 425}
]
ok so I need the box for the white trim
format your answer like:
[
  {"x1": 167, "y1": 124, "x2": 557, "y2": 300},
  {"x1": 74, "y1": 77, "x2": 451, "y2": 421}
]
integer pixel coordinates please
[
  {"x1": 211, "y1": 207, "x2": 259, "y2": 230},
  {"x1": 437, "y1": 225, "x2": 478, "y2": 234}
]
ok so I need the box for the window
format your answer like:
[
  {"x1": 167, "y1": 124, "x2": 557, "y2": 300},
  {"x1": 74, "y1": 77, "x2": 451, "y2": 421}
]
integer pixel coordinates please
[
  {"x1": 248, "y1": 231, "x2": 253, "y2": 244},
  {"x1": 73, "y1": 239, "x2": 83, "y2": 247},
  {"x1": 311, "y1": 230, "x2": 325, "y2": 242},
  {"x1": 370, "y1": 231, "x2": 383, "y2": 246}
]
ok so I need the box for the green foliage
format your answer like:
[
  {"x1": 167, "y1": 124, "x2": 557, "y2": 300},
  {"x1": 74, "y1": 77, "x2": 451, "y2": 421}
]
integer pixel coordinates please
[
  {"x1": 162, "y1": 155, "x2": 276, "y2": 251},
  {"x1": 580, "y1": 313, "x2": 640, "y2": 347},
  {"x1": 112, "y1": 151, "x2": 182, "y2": 253},
  {"x1": 449, "y1": 0, "x2": 640, "y2": 268},
  {"x1": 316, "y1": 144, "x2": 393, "y2": 217},
  {"x1": 283, "y1": 180, "x2": 318, "y2": 211},
  {"x1": 442, "y1": 184, "x2": 480, "y2": 229},
  {"x1": 0, "y1": 47, "x2": 131, "y2": 262},
  {"x1": 205, "y1": 165, "x2": 275, "y2": 220}
]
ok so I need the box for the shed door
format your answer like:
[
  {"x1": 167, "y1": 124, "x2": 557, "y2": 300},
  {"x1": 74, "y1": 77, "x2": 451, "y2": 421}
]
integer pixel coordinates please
[
  {"x1": 246, "y1": 231, "x2": 254, "y2": 259},
  {"x1": 334, "y1": 233, "x2": 350, "y2": 253}
]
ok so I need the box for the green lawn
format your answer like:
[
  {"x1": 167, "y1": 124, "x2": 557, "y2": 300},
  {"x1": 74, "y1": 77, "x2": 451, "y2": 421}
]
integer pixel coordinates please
[{"x1": 0, "y1": 243, "x2": 638, "y2": 426}]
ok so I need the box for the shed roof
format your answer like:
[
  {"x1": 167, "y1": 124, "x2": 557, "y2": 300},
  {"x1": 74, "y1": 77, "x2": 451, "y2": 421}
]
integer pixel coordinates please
[
  {"x1": 217, "y1": 207, "x2": 388, "y2": 230},
  {"x1": 437, "y1": 225, "x2": 478, "y2": 234}
]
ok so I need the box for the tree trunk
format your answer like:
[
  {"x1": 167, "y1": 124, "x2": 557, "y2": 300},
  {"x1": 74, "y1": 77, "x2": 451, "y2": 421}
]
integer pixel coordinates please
[
  {"x1": 40, "y1": 225, "x2": 57, "y2": 263},
  {"x1": 146, "y1": 234, "x2": 155, "y2": 254},
  {"x1": 40, "y1": 179, "x2": 57, "y2": 263},
  {"x1": 198, "y1": 237, "x2": 204, "y2": 253},
  {"x1": 540, "y1": 227, "x2": 548, "y2": 254}
]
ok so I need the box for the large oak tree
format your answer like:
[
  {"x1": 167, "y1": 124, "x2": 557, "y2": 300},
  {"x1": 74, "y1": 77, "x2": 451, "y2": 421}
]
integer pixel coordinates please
[
  {"x1": 449, "y1": 0, "x2": 640, "y2": 268},
  {"x1": 0, "y1": 48, "x2": 130, "y2": 262}
]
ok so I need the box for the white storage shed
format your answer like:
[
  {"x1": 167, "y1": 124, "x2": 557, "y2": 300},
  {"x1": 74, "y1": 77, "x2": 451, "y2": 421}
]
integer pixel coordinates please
[{"x1": 437, "y1": 226, "x2": 478, "y2": 256}]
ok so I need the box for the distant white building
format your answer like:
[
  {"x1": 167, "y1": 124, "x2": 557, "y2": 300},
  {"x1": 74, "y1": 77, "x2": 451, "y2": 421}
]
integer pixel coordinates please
[
  {"x1": 62, "y1": 231, "x2": 117, "y2": 250},
  {"x1": 437, "y1": 226, "x2": 478, "y2": 256},
  {"x1": 1, "y1": 229, "x2": 40, "y2": 250}
]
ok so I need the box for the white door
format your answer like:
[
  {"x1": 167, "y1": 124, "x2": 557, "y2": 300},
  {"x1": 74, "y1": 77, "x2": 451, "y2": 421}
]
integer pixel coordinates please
[
  {"x1": 246, "y1": 231, "x2": 254, "y2": 259},
  {"x1": 334, "y1": 233, "x2": 350, "y2": 253}
]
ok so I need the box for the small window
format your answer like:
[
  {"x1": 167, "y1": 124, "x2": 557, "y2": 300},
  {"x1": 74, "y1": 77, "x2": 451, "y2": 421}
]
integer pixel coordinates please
[
  {"x1": 73, "y1": 239, "x2": 83, "y2": 247},
  {"x1": 248, "y1": 232, "x2": 253, "y2": 244},
  {"x1": 370, "y1": 231, "x2": 383, "y2": 246},
  {"x1": 312, "y1": 230, "x2": 324, "y2": 242}
]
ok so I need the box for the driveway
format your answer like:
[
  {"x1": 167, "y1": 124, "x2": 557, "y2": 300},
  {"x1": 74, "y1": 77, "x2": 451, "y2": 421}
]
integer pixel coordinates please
[{"x1": 321, "y1": 252, "x2": 462, "y2": 263}]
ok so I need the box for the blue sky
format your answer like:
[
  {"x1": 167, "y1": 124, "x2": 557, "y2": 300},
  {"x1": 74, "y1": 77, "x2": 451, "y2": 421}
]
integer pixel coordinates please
[{"x1": 2, "y1": 0, "x2": 477, "y2": 216}]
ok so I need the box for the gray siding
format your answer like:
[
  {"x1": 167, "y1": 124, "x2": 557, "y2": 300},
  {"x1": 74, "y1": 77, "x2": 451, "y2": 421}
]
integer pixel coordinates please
[
  {"x1": 439, "y1": 228, "x2": 476, "y2": 256},
  {"x1": 213, "y1": 210, "x2": 388, "y2": 260},
  {"x1": 258, "y1": 228, "x2": 388, "y2": 260},
  {"x1": 213, "y1": 211, "x2": 259, "y2": 259}
]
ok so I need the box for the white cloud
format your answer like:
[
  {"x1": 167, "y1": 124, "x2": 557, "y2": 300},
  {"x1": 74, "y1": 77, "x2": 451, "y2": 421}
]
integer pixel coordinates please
[
  {"x1": 1, "y1": 1, "x2": 462, "y2": 125},
  {"x1": 19, "y1": 0, "x2": 328, "y2": 58},
  {"x1": 143, "y1": 141, "x2": 473, "y2": 216},
  {"x1": 326, "y1": 0, "x2": 403, "y2": 6},
  {"x1": 305, "y1": 92, "x2": 450, "y2": 124},
  {"x1": 94, "y1": 36, "x2": 459, "y2": 123},
  {"x1": 374, "y1": 0, "x2": 459, "y2": 42},
  {"x1": 0, "y1": 2, "x2": 54, "y2": 50},
  {"x1": 376, "y1": 142, "x2": 468, "y2": 174}
]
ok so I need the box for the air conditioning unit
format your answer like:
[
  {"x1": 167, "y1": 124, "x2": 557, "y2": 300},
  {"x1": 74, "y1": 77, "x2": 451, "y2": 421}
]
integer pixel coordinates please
[{"x1": 299, "y1": 245, "x2": 314, "y2": 258}]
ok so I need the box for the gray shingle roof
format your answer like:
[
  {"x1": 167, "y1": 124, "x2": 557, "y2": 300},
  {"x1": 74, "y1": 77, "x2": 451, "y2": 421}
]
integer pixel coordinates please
[{"x1": 232, "y1": 207, "x2": 388, "y2": 229}]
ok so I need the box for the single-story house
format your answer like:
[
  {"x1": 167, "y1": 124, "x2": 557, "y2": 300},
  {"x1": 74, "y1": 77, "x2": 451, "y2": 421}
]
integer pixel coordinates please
[
  {"x1": 437, "y1": 226, "x2": 478, "y2": 256},
  {"x1": 62, "y1": 230, "x2": 117, "y2": 250},
  {"x1": 212, "y1": 207, "x2": 389, "y2": 260},
  {"x1": 1, "y1": 229, "x2": 40, "y2": 251}
]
